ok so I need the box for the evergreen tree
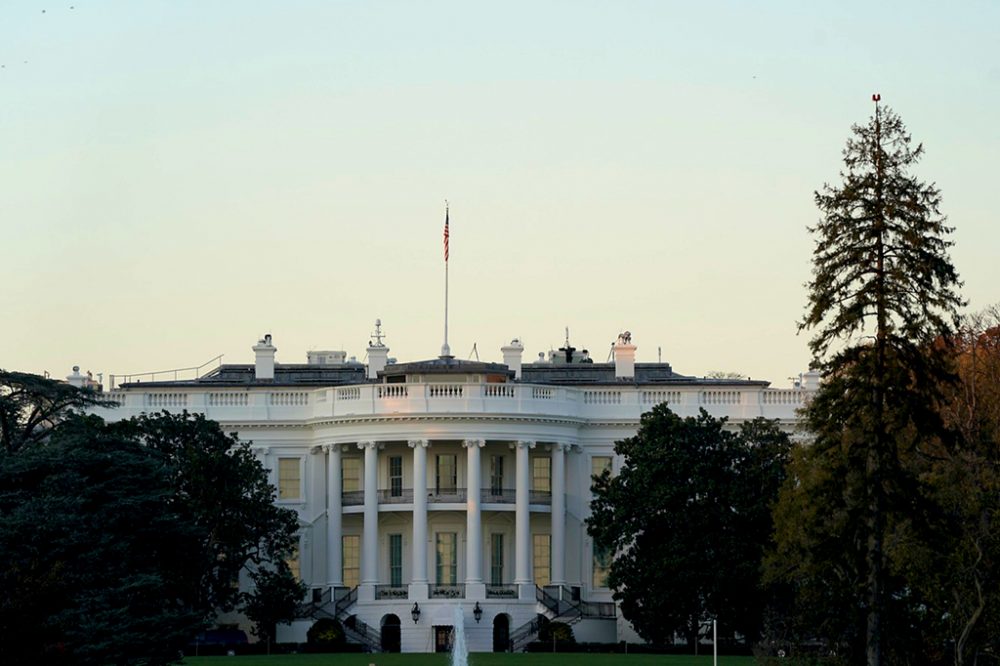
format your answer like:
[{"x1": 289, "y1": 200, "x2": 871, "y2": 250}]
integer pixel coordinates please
[{"x1": 785, "y1": 98, "x2": 963, "y2": 665}]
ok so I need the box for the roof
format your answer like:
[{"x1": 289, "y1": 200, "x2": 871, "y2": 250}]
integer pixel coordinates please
[{"x1": 378, "y1": 357, "x2": 514, "y2": 379}]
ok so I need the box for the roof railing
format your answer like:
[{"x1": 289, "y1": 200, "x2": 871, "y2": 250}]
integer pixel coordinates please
[{"x1": 109, "y1": 355, "x2": 224, "y2": 390}]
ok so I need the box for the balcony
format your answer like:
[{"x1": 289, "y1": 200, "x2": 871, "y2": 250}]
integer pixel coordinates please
[
  {"x1": 429, "y1": 583, "x2": 466, "y2": 599},
  {"x1": 343, "y1": 488, "x2": 553, "y2": 507},
  {"x1": 93, "y1": 382, "x2": 814, "y2": 426},
  {"x1": 374, "y1": 584, "x2": 409, "y2": 600},
  {"x1": 486, "y1": 584, "x2": 518, "y2": 599}
]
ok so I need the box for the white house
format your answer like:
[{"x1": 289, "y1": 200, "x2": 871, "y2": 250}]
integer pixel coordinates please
[{"x1": 81, "y1": 325, "x2": 816, "y2": 653}]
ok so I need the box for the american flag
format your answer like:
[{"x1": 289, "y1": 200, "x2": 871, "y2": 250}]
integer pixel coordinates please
[{"x1": 443, "y1": 207, "x2": 449, "y2": 262}]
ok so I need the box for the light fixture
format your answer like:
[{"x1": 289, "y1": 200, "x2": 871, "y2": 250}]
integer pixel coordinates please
[
  {"x1": 411, "y1": 602, "x2": 421, "y2": 623},
  {"x1": 473, "y1": 601, "x2": 483, "y2": 624}
]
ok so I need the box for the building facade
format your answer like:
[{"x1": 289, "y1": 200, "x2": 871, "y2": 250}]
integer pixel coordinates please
[{"x1": 81, "y1": 329, "x2": 816, "y2": 652}]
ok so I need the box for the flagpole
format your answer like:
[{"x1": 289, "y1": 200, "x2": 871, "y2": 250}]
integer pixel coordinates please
[{"x1": 441, "y1": 201, "x2": 451, "y2": 358}]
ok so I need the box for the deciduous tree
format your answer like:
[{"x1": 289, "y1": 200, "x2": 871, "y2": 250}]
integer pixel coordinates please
[{"x1": 587, "y1": 404, "x2": 791, "y2": 648}]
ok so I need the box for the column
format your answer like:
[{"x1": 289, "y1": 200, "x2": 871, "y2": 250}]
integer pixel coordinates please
[
  {"x1": 514, "y1": 440, "x2": 534, "y2": 598},
  {"x1": 359, "y1": 441, "x2": 378, "y2": 601},
  {"x1": 408, "y1": 439, "x2": 429, "y2": 600},
  {"x1": 550, "y1": 443, "x2": 567, "y2": 587},
  {"x1": 252, "y1": 446, "x2": 273, "y2": 488},
  {"x1": 326, "y1": 444, "x2": 343, "y2": 588},
  {"x1": 464, "y1": 439, "x2": 486, "y2": 598}
]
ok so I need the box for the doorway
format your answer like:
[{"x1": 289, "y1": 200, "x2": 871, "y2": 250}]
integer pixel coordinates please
[
  {"x1": 492, "y1": 613, "x2": 511, "y2": 652},
  {"x1": 380, "y1": 614, "x2": 401, "y2": 653},
  {"x1": 434, "y1": 625, "x2": 453, "y2": 653}
]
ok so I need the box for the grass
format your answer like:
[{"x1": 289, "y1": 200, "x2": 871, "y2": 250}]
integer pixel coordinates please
[{"x1": 182, "y1": 654, "x2": 757, "y2": 666}]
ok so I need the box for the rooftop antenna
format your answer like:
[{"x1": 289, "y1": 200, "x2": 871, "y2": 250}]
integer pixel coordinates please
[
  {"x1": 658, "y1": 346, "x2": 662, "y2": 363},
  {"x1": 468, "y1": 343, "x2": 479, "y2": 361},
  {"x1": 440, "y1": 201, "x2": 453, "y2": 358},
  {"x1": 371, "y1": 318, "x2": 386, "y2": 347}
]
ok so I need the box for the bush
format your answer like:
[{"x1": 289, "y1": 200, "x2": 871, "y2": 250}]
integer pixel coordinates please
[{"x1": 306, "y1": 618, "x2": 345, "y2": 651}]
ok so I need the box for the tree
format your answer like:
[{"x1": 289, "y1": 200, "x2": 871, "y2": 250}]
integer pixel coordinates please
[
  {"x1": 899, "y1": 307, "x2": 1000, "y2": 665},
  {"x1": 777, "y1": 99, "x2": 963, "y2": 665},
  {"x1": 587, "y1": 404, "x2": 791, "y2": 649},
  {"x1": 0, "y1": 375, "x2": 303, "y2": 665},
  {"x1": 0, "y1": 416, "x2": 205, "y2": 665},
  {"x1": 241, "y1": 567, "x2": 306, "y2": 650},
  {"x1": 0, "y1": 370, "x2": 111, "y2": 454}
]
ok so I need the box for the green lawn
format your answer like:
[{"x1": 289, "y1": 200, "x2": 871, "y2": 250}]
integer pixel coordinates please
[{"x1": 182, "y1": 654, "x2": 756, "y2": 666}]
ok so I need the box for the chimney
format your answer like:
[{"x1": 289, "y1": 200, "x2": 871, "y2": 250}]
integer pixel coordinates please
[
  {"x1": 367, "y1": 319, "x2": 389, "y2": 380},
  {"x1": 613, "y1": 331, "x2": 636, "y2": 380},
  {"x1": 501, "y1": 338, "x2": 525, "y2": 379},
  {"x1": 253, "y1": 334, "x2": 277, "y2": 380},
  {"x1": 801, "y1": 370, "x2": 821, "y2": 390},
  {"x1": 67, "y1": 365, "x2": 86, "y2": 388}
]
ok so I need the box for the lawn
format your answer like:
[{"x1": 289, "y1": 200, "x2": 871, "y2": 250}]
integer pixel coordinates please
[{"x1": 182, "y1": 654, "x2": 757, "y2": 666}]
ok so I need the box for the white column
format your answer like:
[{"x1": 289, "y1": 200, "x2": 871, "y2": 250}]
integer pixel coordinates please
[
  {"x1": 464, "y1": 439, "x2": 486, "y2": 598},
  {"x1": 359, "y1": 441, "x2": 379, "y2": 600},
  {"x1": 252, "y1": 446, "x2": 273, "y2": 488},
  {"x1": 550, "y1": 443, "x2": 567, "y2": 587},
  {"x1": 326, "y1": 443, "x2": 343, "y2": 588},
  {"x1": 514, "y1": 440, "x2": 535, "y2": 596},
  {"x1": 409, "y1": 439, "x2": 429, "y2": 600}
]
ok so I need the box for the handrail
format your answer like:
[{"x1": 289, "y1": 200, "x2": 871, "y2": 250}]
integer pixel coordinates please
[{"x1": 110, "y1": 355, "x2": 224, "y2": 389}]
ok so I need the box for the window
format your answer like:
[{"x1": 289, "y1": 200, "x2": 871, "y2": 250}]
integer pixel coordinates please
[
  {"x1": 533, "y1": 534, "x2": 550, "y2": 586},
  {"x1": 287, "y1": 544, "x2": 301, "y2": 582},
  {"x1": 436, "y1": 533, "x2": 457, "y2": 585},
  {"x1": 591, "y1": 456, "x2": 612, "y2": 481},
  {"x1": 278, "y1": 457, "x2": 301, "y2": 500},
  {"x1": 593, "y1": 543, "x2": 611, "y2": 588},
  {"x1": 490, "y1": 455, "x2": 504, "y2": 495},
  {"x1": 491, "y1": 534, "x2": 504, "y2": 585},
  {"x1": 436, "y1": 454, "x2": 457, "y2": 493},
  {"x1": 343, "y1": 535, "x2": 360, "y2": 588},
  {"x1": 342, "y1": 458, "x2": 361, "y2": 492},
  {"x1": 389, "y1": 533, "x2": 403, "y2": 586},
  {"x1": 389, "y1": 456, "x2": 403, "y2": 497},
  {"x1": 532, "y1": 456, "x2": 550, "y2": 492}
]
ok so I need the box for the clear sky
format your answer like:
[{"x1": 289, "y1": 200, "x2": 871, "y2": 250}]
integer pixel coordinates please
[{"x1": 2, "y1": 1, "x2": 997, "y2": 385}]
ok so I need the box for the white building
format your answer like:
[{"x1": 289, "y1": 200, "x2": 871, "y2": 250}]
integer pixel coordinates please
[{"x1": 82, "y1": 326, "x2": 816, "y2": 653}]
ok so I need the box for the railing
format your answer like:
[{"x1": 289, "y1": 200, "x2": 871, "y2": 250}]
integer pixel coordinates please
[
  {"x1": 761, "y1": 388, "x2": 809, "y2": 405},
  {"x1": 207, "y1": 391, "x2": 249, "y2": 407},
  {"x1": 94, "y1": 382, "x2": 815, "y2": 425},
  {"x1": 109, "y1": 354, "x2": 223, "y2": 390},
  {"x1": 374, "y1": 584, "x2": 409, "y2": 600},
  {"x1": 429, "y1": 488, "x2": 467, "y2": 503},
  {"x1": 377, "y1": 488, "x2": 414, "y2": 504},
  {"x1": 509, "y1": 614, "x2": 542, "y2": 652},
  {"x1": 337, "y1": 386, "x2": 361, "y2": 401},
  {"x1": 583, "y1": 389, "x2": 621, "y2": 404},
  {"x1": 342, "y1": 490, "x2": 364, "y2": 506},
  {"x1": 146, "y1": 393, "x2": 188, "y2": 409},
  {"x1": 482, "y1": 488, "x2": 516, "y2": 503},
  {"x1": 641, "y1": 389, "x2": 682, "y2": 405},
  {"x1": 270, "y1": 391, "x2": 308, "y2": 406},
  {"x1": 700, "y1": 390, "x2": 741, "y2": 405},
  {"x1": 428, "y1": 384, "x2": 464, "y2": 398},
  {"x1": 429, "y1": 583, "x2": 466, "y2": 599},
  {"x1": 530, "y1": 490, "x2": 552, "y2": 505},
  {"x1": 377, "y1": 385, "x2": 408, "y2": 399},
  {"x1": 486, "y1": 584, "x2": 518, "y2": 599}
]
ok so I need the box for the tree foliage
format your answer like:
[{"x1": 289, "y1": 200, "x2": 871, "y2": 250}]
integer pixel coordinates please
[
  {"x1": 0, "y1": 370, "x2": 111, "y2": 454},
  {"x1": 0, "y1": 375, "x2": 303, "y2": 665},
  {"x1": 770, "y1": 102, "x2": 963, "y2": 665},
  {"x1": 587, "y1": 404, "x2": 791, "y2": 648}
]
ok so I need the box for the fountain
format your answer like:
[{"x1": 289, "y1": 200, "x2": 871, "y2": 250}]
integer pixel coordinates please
[{"x1": 451, "y1": 605, "x2": 468, "y2": 666}]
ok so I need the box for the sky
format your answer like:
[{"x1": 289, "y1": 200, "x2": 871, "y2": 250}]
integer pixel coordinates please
[{"x1": 2, "y1": 1, "x2": 997, "y2": 386}]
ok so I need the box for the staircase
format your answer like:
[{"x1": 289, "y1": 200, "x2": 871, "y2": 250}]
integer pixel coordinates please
[
  {"x1": 508, "y1": 585, "x2": 617, "y2": 652},
  {"x1": 296, "y1": 587, "x2": 382, "y2": 652}
]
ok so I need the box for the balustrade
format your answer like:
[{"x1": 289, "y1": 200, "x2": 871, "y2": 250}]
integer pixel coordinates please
[{"x1": 429, "y1": 583, "x2": 466, "y2": 599}]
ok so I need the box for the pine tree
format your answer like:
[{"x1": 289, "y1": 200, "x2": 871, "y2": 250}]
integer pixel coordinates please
[{"x1": 797, "y1": 97, "x2": 963, "y2": 665}]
